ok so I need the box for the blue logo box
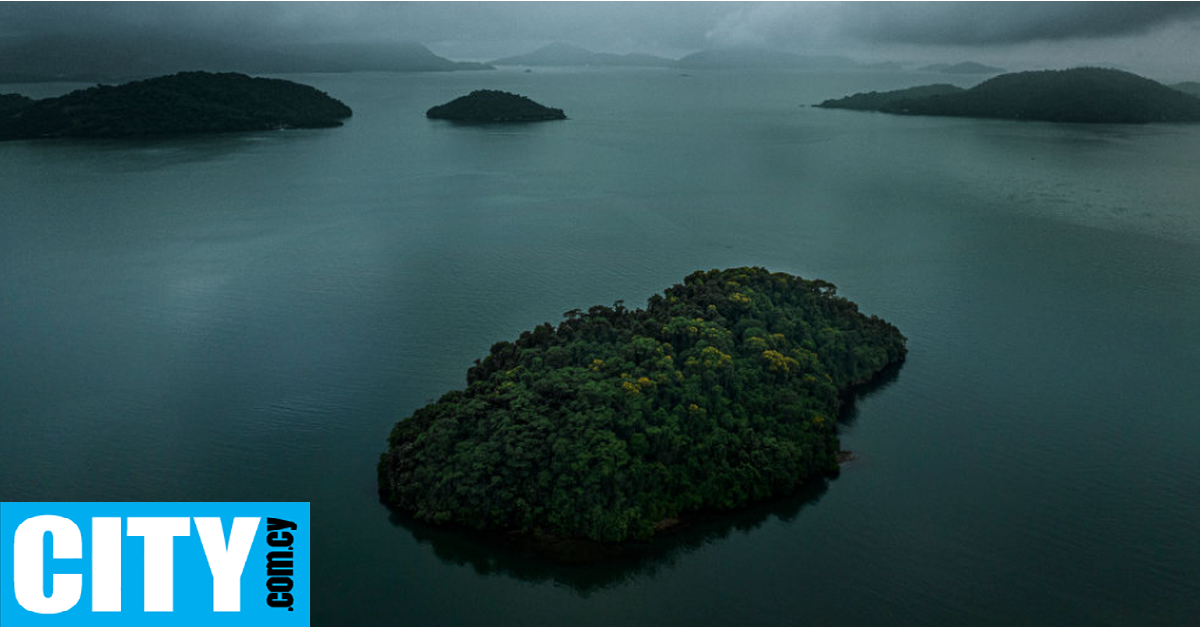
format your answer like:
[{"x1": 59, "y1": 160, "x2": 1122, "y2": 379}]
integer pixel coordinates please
[{"x1": 1, "y1": 502, "x2": 309, "y2": 627}]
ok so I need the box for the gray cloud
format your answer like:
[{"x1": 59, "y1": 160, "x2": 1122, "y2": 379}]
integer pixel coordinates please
[
  {"x1": 836, "y1": 2, "x2": 1200, "y2": 46},
  {"x1": 5, "y1": 2, "x2": 1197, "y2": 50},
  {"x1": 2, "y1": 2, "x2": 1198, "y2": 76}
]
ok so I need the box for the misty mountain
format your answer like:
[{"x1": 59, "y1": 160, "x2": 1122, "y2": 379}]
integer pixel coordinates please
[
  {"x1": 919, "y1": 61, "x2": 1007, "y2": 74},
  {"x1": 490, "y1": 42, "x2": 867, "y2": 71},
  {"x1": 1173, "y1": 81, "x2": 1200, "y2": 97},
  {"x1": 675, "y1": 46, "x2": 858, "y2": 70},
  {"x1": 490, "y1": 42, "x2": 672, "y2": 68},
  {"x1": 0, "y1": 34, "x2": 491, "y2": 83},
  {"x1": 860, "y1": 61, "x2": 907, "y2": 71},
  {"x1": 271, "y1": 41, "x2": 494, "y2": 73}
]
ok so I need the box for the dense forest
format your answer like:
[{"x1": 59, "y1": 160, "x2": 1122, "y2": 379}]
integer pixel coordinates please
[
  {"x1": 0, "y1": 71, "x2": 352, "y2": 140},
  {"x1": 426, "y1": 90, "x2": 567, "y2": 122},
  {"x1": 0, "y1": 93, "x2": 34, "y2": 114},
  {"x1": 818, "y1": 67, "x2": 1200, "y2": 123},
  {"x1": 379, "y1": 268, "x2": 906, "y2": 543}
]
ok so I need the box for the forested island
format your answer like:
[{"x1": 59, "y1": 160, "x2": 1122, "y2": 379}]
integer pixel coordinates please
[
  {"x1": 816, "y1": 67, "x2": 1200, "y2": 123},
  {"x1": 426, "y1": 90, "x2": 566, "y2": 122},
  {"x1": 0, "y1": 71, "x2": 352, "y2": 140},
  {"x1": 379, "y1": 267, "x2": 906, "y2": 543}
]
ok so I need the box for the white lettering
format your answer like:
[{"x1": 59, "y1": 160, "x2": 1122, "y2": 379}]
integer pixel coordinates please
[
  {"x1": 126, "y1": 517, "x2": 190, "y2": 612},
  {"x1": 195, "y1": 517, "x2": 260, "y2": 612},
  {"x1": 91, "y1": 517, "x2": 122, "y2": 612},
  {"x1": 13, "y1": 515, "x2": 82, "y2": 614}
]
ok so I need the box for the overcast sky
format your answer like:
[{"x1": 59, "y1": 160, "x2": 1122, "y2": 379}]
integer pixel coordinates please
[{"x1": 3, "y1": 2, "x2": 1199, "y2": 79}]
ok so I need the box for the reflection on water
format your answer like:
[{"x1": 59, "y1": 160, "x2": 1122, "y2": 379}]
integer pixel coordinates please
[
  {"x1": 8, "y1": 129, "x2": 334, "y2": 173},
  {"x1": 836, "y1": 359, "x2": 905, "y2": 431},
  {"x1": 389, "y1": 478, "x2": 830, "y2": 595}
]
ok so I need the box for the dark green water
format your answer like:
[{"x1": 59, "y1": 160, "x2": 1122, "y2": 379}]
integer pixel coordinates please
[{"x1": 2, "y1": 68, "x2": 1199, "y2": 625}]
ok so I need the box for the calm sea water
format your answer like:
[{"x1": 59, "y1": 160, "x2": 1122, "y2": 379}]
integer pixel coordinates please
[{"x1": 2, "y1": 68, "x2": 1199, "y2": 625}]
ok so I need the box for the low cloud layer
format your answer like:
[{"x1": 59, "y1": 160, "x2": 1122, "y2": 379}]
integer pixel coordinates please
[
  {"x1": 837, "y1": 3, "x2": 1200, "y2": 46},
  {"x1": 2, "y1": 2, "x2": 1198, "y2": 78}
]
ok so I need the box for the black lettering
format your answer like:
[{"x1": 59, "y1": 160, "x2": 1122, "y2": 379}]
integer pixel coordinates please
[
  {"x1": 267, "y1": 530, "x2": 294, "y2": 547},
  {"x1": 266, "y1": 551, "x2": 293, "y2": 576},
  {"x1": 266, "y1": 518, "x2": 296, "y2": 532},
  {"x1": 265, "y1": 516, "x2": 300, "y2": 612}
]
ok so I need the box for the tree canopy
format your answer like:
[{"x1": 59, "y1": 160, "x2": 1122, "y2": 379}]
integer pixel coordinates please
[
  {"x1": 426, "y1": 89, "x2": 566, "y2": 122},
  {"x1": 815, "y1": 84, "x2": 964, "y2": 111},
  {"x1": 0, "y1": 93, "x2": 34, "y2": 115},
  {"x1": 0, "y1": 71, "x2": 352, "y2": 140},
  {"x1": 379, "y1": 267, "x2": 906, "y2": 542}
]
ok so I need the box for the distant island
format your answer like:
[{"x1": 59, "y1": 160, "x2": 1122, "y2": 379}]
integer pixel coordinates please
[
  {"x1": 919, "y1": 61, "x2": 1006, "y2": 75},
  {"x1": 379, "y1": 267, "x2": 907, "y2": 543},
  {"x1": 0, "y1": 71, "x2": 352, "y2": 140},
  {"x1": 816, "y1": 67, "x2": 1200, "y2": 123},
  {"x1": 426, "y1": 90, "x2": 566, "y2": 122}
]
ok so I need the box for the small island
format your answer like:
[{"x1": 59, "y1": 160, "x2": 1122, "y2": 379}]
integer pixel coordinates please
[
  {"x1": 0, "y1": 71, "x2": 352, "y2": 141},
  {"x1": 817, "y1": 67, "x2": 1200, "y2": 123},
  {"x1": 425, "y1": 89, "x2": 566, "y2": 122},
  {"x1": 379, "y1": 267, "x2": 906, "y2": 543}
]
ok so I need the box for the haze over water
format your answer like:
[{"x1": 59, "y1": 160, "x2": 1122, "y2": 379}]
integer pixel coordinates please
[{"x1": 2, "y1": 67, "x2": 1199, "y2": 624}]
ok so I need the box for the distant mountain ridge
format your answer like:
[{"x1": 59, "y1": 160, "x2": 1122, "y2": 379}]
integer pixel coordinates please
[
  {"x1": 490, "y1": 42, "x2": 672, "y2": 68},
  {"x1": 0, "y1": 35, "x2": 491, "y2": 82},
  {"x1": 675, "y1": 46, "x2": 857, "y2": 70},
  {"x1": 272, "y1": 41, "x2": 494, "y2": 73},
  {"x1": 490, "y1": 43, "x2": 861, "y2": 71},
  {"x1": 919, "y1": 61, "x2": 1006, "y2": 74},
  {"x1": 817, "y1": 68, "x2": 1200, "y2": 124}
]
